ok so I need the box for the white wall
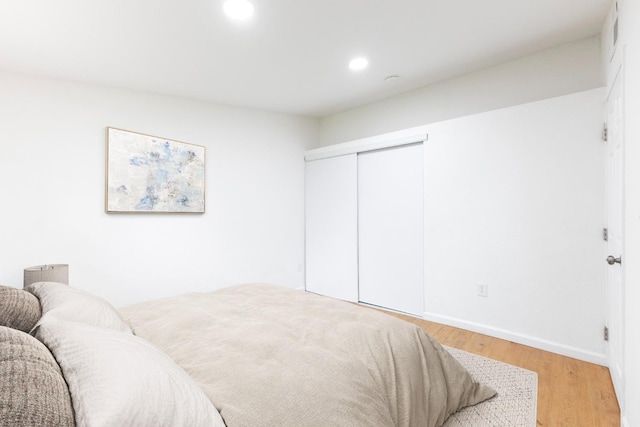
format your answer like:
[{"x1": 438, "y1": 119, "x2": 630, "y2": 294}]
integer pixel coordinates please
[
  {"x1": 421, "y1": 89, "x2": 605, "y2": 364},
  {"x1": 0, "y1": 71, "x2": 318, "y2": 307},
  {"x1": 308, "y1": 89, "x2": 606, "y2": 364},
  {"x1": 319, "y1": 36, "x2": 603, "y2": 147}
]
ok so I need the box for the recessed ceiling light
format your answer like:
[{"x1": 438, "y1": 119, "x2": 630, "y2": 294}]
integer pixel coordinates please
[
  {"x1": 349, "y1": 57, "x2": 368, "y2": 71},
  {"x1": 223, "y1": 0, "x2": 255, "y2": 21}
]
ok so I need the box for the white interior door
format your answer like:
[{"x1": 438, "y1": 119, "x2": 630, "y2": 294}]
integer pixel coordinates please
[
  {"x1": 606, "y1": 67, "x2": 625, "y2": 410},
  {"x1": 358, "y1": 143, "x2": 424, "y2": 316},
  {"x1": 305, "y1": 155, "x2": 358, "y2": 301}
]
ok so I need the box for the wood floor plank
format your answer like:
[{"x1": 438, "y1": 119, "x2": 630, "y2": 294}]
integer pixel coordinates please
[{"x1": 378, "y1": 310, "x2": 620, "y2": 426}]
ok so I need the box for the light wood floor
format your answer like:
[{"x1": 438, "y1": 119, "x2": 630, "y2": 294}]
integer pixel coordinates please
[{"x1": 383, "y1": 311, "x2": 620, "y2": 426}]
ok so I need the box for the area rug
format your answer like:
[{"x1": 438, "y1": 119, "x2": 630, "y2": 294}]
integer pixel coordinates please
[{"x1": 444, "y1": 346, "x2": 538, "y2": 427}]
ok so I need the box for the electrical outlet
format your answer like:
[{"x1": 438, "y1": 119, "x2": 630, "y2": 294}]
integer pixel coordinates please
[{"x1": 477, "y1": 284, "x2": 488, "y2": 297}]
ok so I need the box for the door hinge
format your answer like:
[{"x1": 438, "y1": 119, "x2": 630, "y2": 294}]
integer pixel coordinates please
[
  {"x1": 603, "y1": 228, "x2": 609, "y2": 241},
  {"x1": 604, "y1": 326, "x2": 609, "y2": 341},
  {"x1": 602, "y1": 123, "x2": 608, "y2": 142}
]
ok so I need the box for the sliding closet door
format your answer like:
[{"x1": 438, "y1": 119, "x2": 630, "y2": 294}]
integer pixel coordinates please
[
  {"x1": 305, "y1": 154, "x2": 358, "y2": 302},
  {"x1": 358, "y1": 143, "x2": 424, "y2": 315}
]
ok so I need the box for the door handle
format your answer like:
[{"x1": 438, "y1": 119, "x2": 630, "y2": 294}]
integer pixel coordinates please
[{"x1": 606, "y1": 255, "x2": 622, "y2": 265}]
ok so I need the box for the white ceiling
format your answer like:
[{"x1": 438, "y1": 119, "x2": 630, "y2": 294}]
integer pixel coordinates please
[{"x1": 0, "y1": 0, "x2": 612, "y2": 118}]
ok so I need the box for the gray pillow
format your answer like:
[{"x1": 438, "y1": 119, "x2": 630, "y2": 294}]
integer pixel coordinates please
[
  {"x1": 0, "y1": 285, "x2": 42, "y2": 332},
  {"x1": 0, "y1": 325, "x2": 75, "y2": 426}
]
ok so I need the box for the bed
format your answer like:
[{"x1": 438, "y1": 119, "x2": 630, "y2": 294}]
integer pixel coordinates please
[{"x1": 0, "y1": 282, "x2": 496, "y2": 427}]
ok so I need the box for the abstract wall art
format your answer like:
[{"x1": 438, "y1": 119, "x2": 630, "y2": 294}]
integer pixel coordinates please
[{"x1": 106, "y1": 127, "x2": 205, "y2": 213}]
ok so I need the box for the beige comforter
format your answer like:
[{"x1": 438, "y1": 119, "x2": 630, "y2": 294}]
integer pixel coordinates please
[{"x1": 120, "y1": 284, "x2": 495, "y2": 427}]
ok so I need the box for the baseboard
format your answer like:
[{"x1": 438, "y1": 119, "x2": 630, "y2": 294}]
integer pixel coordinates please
[{"x1": 423, "y1": 312, "x2": 608, "y2": 366}]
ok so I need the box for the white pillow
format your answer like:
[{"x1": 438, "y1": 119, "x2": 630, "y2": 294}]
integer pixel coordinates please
[
  {"x1": 34, "y1": 320, "x2": 226, "y2": 427},
  {"x1": 26, "y1": 282, "x2": 132, "y2": 333}
]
